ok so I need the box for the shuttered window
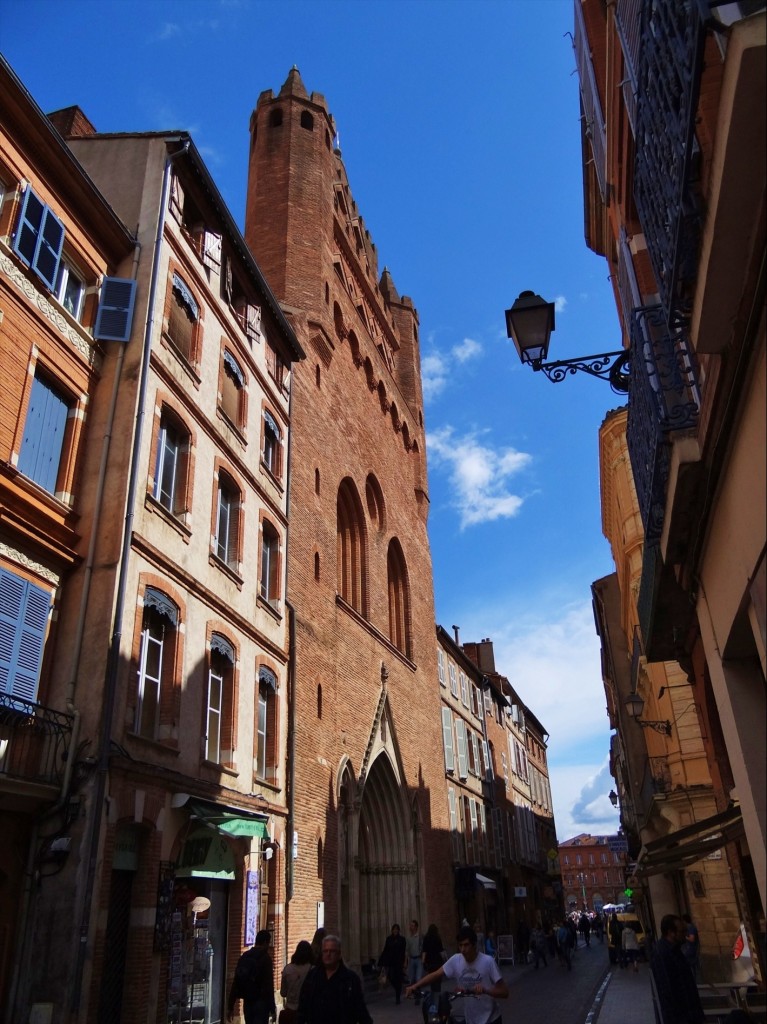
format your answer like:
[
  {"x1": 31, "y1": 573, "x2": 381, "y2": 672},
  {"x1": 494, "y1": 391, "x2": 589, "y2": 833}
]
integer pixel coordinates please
[
  {"x1": 94, "y1": 277, "x2": 136, "y2": 343},
  {"x1": 18, "y1": 372, "x2": 70, "y2": 494},
  {"x1": 13, "y1": 188, "x2": 65, "y2": 291},
  {"x1": 0, "y1": 568, "x2": 50, "y2": 706},
  {"x1": 437, "y1": 649, "x2": 446, "y2": 687},
  {"x1": 441, "y1": 706, "x2": 455, "y2": 772},
  {"x1": 455, "y1": 717, "x2": 468, "y2": 779}
]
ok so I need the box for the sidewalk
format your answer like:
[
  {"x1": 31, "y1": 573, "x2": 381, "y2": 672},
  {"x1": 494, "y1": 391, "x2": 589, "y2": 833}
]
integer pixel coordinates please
[{"x1": 593, "y1": 964, "x2": 655, "y2": 1024}]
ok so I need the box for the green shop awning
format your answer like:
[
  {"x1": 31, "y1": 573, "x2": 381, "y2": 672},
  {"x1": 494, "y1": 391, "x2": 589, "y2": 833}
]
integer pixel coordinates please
[{"x1": 187, "y1": 799, "x2": 270, "y2": 839}]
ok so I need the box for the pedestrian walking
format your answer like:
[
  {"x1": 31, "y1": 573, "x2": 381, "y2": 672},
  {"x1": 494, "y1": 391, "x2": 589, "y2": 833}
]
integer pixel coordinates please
[
  {"x1": 378, "y1": 922, "x2": 407, "y2": 1004},
  {"x1": 227, "y1": 929, "x2": 277, "y2": 1024},
  {"x1": 650, "y1": 914, "x2": 705, "y2": 1024},
  {"x1": 681, "y1": 913, "x2": 701, "y2": 978},
  {"x1": 556, "y1": 921, "x2": 572, "y2": 971},
  {"x1": 405, "y1": 919, "x2": 423, "y2": 1005},
  {"x1": 280, "y1": 940, "x2": 313, "y2": 1024},
  {"x1": 310, "y1": 927, "x2": 326, "y2": 965},
  {"x1": 406, "y1": 925, "x2": 509, "y2": 1024},
  {"x1": 593, "y1": 913, "x2": 604, "y2": 944},
  {"x1": 566, "y1": 917, "x2": 578, "y2": 958},
  {"x1": 516, "y1": 920, "x2": 530, "y2": 965},
  {"x1": 579, "y1": 912, "x2": 591, "y2": 947},
  {"x1": 530, "y1": 925, "x2": 548, "y2": 969},
  {"x1": 608, "y1": 911, "x2": 623, "y2": 966},
  {"x1": 621, "y1": 923, "x2": 640, "y2": 972},
  {"x1": 420, "y1": 923, "x2": 446, "y2": 1024},
  {"x1": 296, "y1": 934, "x2": 373, "y2": 1024}
]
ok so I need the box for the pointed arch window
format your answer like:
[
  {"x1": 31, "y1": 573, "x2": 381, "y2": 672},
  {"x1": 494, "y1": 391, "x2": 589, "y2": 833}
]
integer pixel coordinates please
[
  {"x1": 135, "y1": 588, "x2": 179, "y2": 740},
  {"x1": 387, "y1": 538, "x2": 411, "y2": 658},
  {"x1": 206, "y1": 633, "x2": 235, "y2": 764},
  {"x1": 255, "y1": 666, "x2": 278, "y2": 782},
  {"x1": 336, "y1": 479, "x2": 367, "y2": 615}
]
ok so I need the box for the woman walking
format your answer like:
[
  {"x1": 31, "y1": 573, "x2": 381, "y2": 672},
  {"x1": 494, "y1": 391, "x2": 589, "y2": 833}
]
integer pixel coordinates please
[
  {"x1": 378, "y1": 923, "x2": 407, "y2": 1004},
  {"x1": 279, "y1": 940, "x2": 312, "y2": 1023}
]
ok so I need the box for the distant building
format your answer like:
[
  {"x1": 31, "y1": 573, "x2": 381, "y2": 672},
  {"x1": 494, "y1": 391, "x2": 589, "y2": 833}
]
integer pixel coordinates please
[{"x1": 558, "y1": 834, "x2": 627, "y2": 911}]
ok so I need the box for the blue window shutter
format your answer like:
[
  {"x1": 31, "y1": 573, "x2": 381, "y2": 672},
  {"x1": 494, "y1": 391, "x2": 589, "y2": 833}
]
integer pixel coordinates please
[
  {"x1": 94, "y1": 277, "x2": 137, "y2": 342},
  {"x1": 18, "y1": 374, "x2": 69, "y2": 494},
  {"x1": 13, "y1": 188, "x2": 45, "y2": 267},
  {"x1": 34, "y1": 206, "x2": 65, "y2": 290},
  {"x1": 0, "y1": 568, "x2": 50, "y2": 705}
]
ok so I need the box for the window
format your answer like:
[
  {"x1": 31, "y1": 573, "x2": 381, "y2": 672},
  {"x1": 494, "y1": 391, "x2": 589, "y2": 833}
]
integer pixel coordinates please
[
  {"x1": 214, "y1": 472, "x2": 241, "y2": 570},
  {"x1": 13, "y1": 187, "x2": 64, "y2": 291},
  {"x1": 220, "y1": 350, "x2": 245, "y2": 429},
  {"x1": 167, "y1": 273, "x2": 199, "y2": 361},
  {"x1": 387, "y1": 539, "x2": 411, "y2": 657},
  {"x1": 448, "y1": 662, "x2": 459, "y2": 698},
  {"x1": 336, "y1": 479, "x2": 367, "y2": 615},
  {"x1": 0, "y1": 568, "x2": 51, "y2": 706},
  {"x1": 266, "y1": 339, "x2": 286, "y2": 389},
  {"x1": 255, "y1": 666, "x2": 277, "y2": 782},
  {"x1": 18, "y1": 370, "x2": 71, "y2": 495},
  {"x1": 153, "y1": 411, "x2": 190, "y2": 515},
  {"x1": 135, "y1": 589, "x2": 178, "y2": 740},
  {"x1": 437, "y1": 649, "x2": 446, "y2": 687},
  {"x1": 259, "y1": 520, "x2": 280, "y2": 605},
  {"x1": 262, "y1": 410, "x2": 282, "y2": 478},
  {"x1": 54, "y1": 259, "x2": 85, "y2": 320},
  {"x1": 448, "y1": 788, "x2": 461, "y2": 861},
  {"x1": 206, "y1": 634, "x2": 234, "y2": 763},
  {"x1": 471, "y1": 685, "x2": 480, "y2": 717}
]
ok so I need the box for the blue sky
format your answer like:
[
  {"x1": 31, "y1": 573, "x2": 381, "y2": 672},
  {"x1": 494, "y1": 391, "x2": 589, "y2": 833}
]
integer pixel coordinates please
[{"x1": 2, "y1": 0, "x2": 622, "y2": 841}]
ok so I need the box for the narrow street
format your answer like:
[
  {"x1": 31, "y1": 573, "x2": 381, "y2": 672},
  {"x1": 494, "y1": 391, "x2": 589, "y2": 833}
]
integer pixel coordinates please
[{"x1": 369, "y1": 939, "x2": 612, "y2": 1024}]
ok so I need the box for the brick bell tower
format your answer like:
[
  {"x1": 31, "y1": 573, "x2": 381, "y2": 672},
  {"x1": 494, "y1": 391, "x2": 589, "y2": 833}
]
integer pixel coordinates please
[{"x1": 245, "y1": 70, "x2": 455, "y2": 960}]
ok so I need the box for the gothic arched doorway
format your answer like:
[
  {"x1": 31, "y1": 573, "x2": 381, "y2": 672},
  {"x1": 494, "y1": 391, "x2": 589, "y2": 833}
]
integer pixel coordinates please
[{"x1": 356, "y1": 753, "x2": 417, "y2": 963}]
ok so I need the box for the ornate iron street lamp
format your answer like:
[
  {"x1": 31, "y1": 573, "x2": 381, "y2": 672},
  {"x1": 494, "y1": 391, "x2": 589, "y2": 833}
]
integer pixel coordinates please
[
  {"x1": 504, "y1": 290, "x2": 631, "y2": 393},
  {"x1": 624, "y1": 692, "x2": 672, "y2": 736},
  {"x1": 608, "y1": 789, "x2": 619, "y2": 808}
]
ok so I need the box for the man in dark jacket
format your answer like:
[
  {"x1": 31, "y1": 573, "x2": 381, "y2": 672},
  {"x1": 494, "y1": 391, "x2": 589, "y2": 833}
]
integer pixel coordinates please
[
  {"x1": 297, "y1": 934, "x2": 373, "y2": 1024},
  {"x1": 650, "y1": 915, "x2": 705, "y2": 1024},
  {"x1": 227, "y1": 929, "x2": 277, "y2": 1024}
]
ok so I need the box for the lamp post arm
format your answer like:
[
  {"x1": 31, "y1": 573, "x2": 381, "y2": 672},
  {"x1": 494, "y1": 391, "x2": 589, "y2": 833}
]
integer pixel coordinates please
[{"x1": 532, "y1": 350, "x2": 631, "y2": 393}]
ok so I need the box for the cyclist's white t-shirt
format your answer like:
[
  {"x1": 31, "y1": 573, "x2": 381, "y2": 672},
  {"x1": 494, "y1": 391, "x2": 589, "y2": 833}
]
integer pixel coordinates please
[{"x1": 442, "y1": 950, "x2": 502, "y2": 1024}]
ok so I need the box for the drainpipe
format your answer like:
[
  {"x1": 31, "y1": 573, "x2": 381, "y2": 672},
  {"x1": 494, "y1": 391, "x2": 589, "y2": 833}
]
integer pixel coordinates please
[
  {"x1": 284, "y1": 351, "x2": 298, "y2": 967},
  {"x1": 69, "y1": 141, "x2": 188, "y2": 1021}
]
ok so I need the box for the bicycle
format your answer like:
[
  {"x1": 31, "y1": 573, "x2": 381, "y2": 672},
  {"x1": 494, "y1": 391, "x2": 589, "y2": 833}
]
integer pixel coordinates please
[{"x1": 422, "y1": 989, "x2": 481, "y2": 1023}]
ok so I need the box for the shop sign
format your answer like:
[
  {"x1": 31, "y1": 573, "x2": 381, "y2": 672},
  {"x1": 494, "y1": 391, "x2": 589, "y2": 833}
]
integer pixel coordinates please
[{"x1": 245, "y1": 870, "x2": 259, "y2": 946}]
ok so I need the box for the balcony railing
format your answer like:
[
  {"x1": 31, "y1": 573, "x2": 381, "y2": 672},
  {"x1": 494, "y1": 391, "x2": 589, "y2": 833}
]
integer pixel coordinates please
[
  {"x1": 0, "y1": 693, "x2": 74, "y2": 790},
  {"x1": 626, "y1": 304, "x2": 699, "y2": 540},
  {"x1": 632, "y1": 0, "x2": 705, "y2": 317}
]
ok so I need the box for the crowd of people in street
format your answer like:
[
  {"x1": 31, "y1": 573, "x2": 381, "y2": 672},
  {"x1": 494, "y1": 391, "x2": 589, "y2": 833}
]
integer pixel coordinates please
[{"x1": 224, "y1": 906, "x2": 743, "y2": 1024}]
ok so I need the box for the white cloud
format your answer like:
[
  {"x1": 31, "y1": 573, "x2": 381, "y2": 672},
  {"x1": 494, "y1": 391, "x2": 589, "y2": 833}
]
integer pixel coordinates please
[
  {"x1": 422, "y1": 353, "x2": 449, "y2": 401},
  {"x1": 422, "y1": 335, "x2": 482, "y2": 403},
  {"x1": 554, "y1": 294, "x2": 567, "y2": 313},
  {"x1": 427, "y1": 426, "x2": 531, "y2": 528},
  {"x1": 150, "y1": 22, "x2": 182, "y2": 42},
  {"x1": 451, "y1": 337, "x2": 482, "y2": 363}
]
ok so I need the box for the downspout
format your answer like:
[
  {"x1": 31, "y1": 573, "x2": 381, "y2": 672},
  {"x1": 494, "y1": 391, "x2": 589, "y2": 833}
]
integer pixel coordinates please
[
  {"x1": 69, "y1": 142, "x2": 188, "y2": 1020},
  {"x1": 284, "y1": 358, "x2": 298, "y2": 969},
  {"x1": 7, "y1": 237, "x2": 141, "y2": 1023}
]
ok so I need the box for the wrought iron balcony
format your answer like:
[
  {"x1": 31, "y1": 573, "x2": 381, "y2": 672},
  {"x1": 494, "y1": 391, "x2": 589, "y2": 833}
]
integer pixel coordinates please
[
  {"x1": 633, "y1": 0, "x2": 705, "y2": 318},
  {"x1": 626, "y1": 304, "x2": 699, "y2": 541},
  {"x1": 0, "y1": 693, "x2": 74, "y2": 791}
]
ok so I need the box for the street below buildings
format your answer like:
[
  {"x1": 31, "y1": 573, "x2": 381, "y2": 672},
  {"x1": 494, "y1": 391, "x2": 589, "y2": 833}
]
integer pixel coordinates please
[{"x1": 365, "y1": 938, "x2": 649, "y2": 1024}]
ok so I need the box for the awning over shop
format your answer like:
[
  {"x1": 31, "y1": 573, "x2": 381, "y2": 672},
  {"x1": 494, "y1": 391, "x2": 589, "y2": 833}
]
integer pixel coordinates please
[
  {"x1": 176, "y1": 827, "x2": 236, "y2": 879},
  {"x1": 185, "y1": 798, "x2": 270, "y2": 839},
  {"x1": 636, "y1": 804, "x2": 744, "y2": 877},
  {"x1": 476, "y1": 872, "x2": 497, "y2": 890}
]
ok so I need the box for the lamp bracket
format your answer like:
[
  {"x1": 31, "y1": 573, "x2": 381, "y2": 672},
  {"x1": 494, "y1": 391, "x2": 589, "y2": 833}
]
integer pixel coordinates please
[
  {"x1": 639, "y1": 719, "x2": 672, "y2": 736},
  {"x1": 532, "y1": 350, "x2": 631, "y2": 393}
]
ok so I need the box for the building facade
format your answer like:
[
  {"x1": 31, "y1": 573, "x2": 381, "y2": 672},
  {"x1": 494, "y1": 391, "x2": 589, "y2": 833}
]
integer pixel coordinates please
[
  {"x1": 243, "y1": 70, "x2": 456, "y2": 965},
  {"x1": 2, "y1": 55, "x2": 304, "y2": 1022},
  {"x1": 559, "y1": 834, "x2": 629, "y2": 912},
  {"x1": 575, "y1": 0, "x2": 765, "y2": 985}
]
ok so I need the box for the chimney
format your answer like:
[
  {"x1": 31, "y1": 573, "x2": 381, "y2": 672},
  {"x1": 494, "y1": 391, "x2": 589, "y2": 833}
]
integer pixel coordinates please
[
  {"x1": 452, "y1": 625, "x2": 460, "y2": 644},
  {"x1": 47, "y1": 106, "x2": 97, "y2": 139}
]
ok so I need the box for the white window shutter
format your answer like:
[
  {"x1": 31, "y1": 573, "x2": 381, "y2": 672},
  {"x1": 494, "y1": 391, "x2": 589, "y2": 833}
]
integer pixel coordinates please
[
  {"x1": 441, "y1": 706, "x2": 455, "y2": 773},
  {"x1": 455, "y1": 718, "x2": 468, "y2": 779},
  {"x1": 203, "y1": 231, "x2": 222, "y2": 270}
]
